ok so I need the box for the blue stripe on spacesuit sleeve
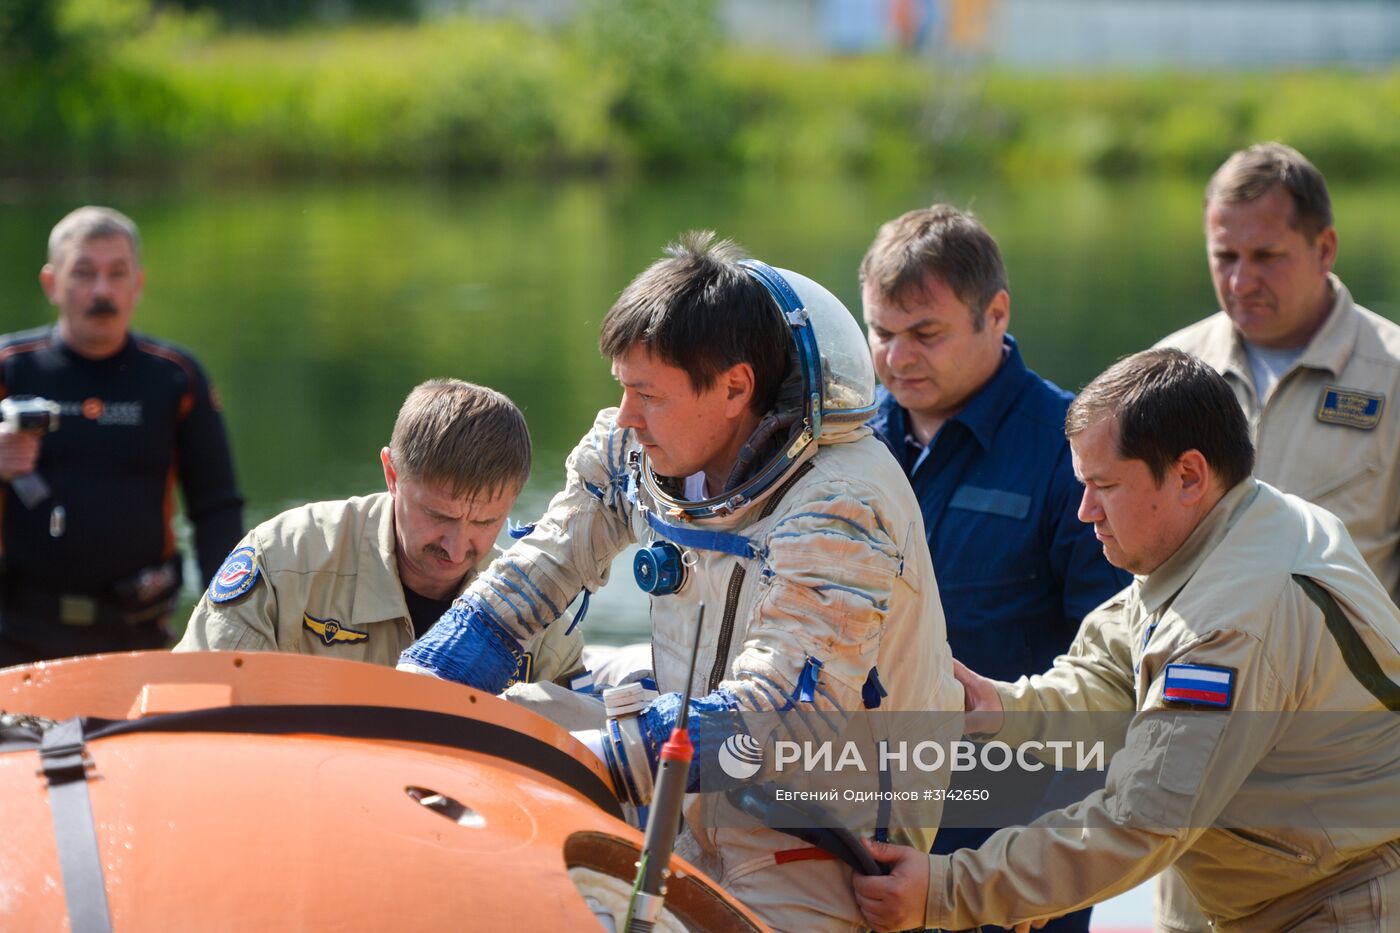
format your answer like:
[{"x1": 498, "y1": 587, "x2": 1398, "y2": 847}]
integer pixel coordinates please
[
  {"x1": 639, "y1": 689, "x2": 741, "y2": 791},
  {"x1": 813, "y1": 682, "x2": 843, "y2": 712},
  {"x1": 808, "y1": 493, "x2": 892, "y2": 537},
  {"x1": 484, "y1": 579, "x2": 530, "y2": 627},
  {"x1": 767, "y1": 529, "x2": 889, "y2": 550},
  {"x1": 500, "y1": 560, "x2": 562, "y2": 623},
  {"x1": 733, "y1": 673, "x2": 787, "y2": 711},
  {"x1": 868, "y1": 508, "x2": 890, "y2": 538},
  {"x1": 771, "y1": 510, "x2": 878, "y2": 541},
  {"x1": 729, "y1": 670, "x2": 841, "y2": 724},
  {"x1": 811, "y1": 583, "x2": 887, "y2": 610},
  {"x1": 398, "y1": 594, "x2": 521, "y2": 692},
  {"x1": 489, "y1": 569, "x2": 542, "y2": 626}
]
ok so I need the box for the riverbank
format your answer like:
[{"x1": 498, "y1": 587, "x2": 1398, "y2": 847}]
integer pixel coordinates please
[{"x1": 4, "y1": 12, "x2": 1398, "y2": 182}]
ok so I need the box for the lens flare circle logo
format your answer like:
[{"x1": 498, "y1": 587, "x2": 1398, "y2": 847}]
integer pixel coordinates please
[{"x1": 717, "y1": 733, "x2": 764, "y2": 780}]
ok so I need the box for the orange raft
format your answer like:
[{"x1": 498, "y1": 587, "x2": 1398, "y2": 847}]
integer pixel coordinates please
[{"x1": 0, "y1": 651, "x2": 767, "y2": 931}]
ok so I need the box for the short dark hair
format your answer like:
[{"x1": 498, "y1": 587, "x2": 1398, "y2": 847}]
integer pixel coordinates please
[
  {"x1": 1066, "y1": 348, "x2": 1254, "y2": 489},
  {"x1": 598, "y1": 230, "x2": 790, "y2": 416},
  {"x1": 858, "y1": 204, "x2": 1008, "y2": 329},
  {"x1": 390, "y1": 379, "x2": 531, "y2": 500},
  {"x1": 1205, "y1": 142, "x2": 1333, "y2": 241}
]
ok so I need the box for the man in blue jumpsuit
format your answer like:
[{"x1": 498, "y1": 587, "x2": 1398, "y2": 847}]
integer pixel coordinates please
[
  {"x1": 861, "y1": 204, "x2": 1129, "y2": 932},
  {"x1": 0, "y1": 206, "x2": 243, "y2": 664}
]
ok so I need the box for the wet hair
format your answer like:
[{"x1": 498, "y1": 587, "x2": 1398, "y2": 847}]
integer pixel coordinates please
[
  {"x1": 1205, "y1": 142, "x2": 1333, "y2": 241},
  {"x1": 1066, "y1": 348, "x2": 1254, "y2": 489},
  {"x1": 858, "y1": 203, "x2": 1008, "y2": 329},
  {"x1": 390, "y1": 379, "x2": 531, "y2": 500},
  {"x1": 597, "y1": 230, "x2": 790, "y2": 417},
  {"x1": 48, "y1": 206, "x2": 142, "y2": 267}
]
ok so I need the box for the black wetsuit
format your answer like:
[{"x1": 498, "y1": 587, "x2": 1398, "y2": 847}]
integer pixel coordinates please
[{"x1": 0, "y1": 326, "x2": 243, "y2": 663}]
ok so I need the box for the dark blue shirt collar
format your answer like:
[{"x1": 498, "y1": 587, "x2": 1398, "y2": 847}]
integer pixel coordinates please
[{"x1": 950, "y1": 334, "x2": 1030, "y2": 452}]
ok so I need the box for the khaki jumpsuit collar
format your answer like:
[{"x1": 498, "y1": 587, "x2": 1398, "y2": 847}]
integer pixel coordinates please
[
  {"x1": 1214, "y1": 275, "x2": 1357, "y2": 399},
  {"x1": 1138, "y1": 478, "x2": 1260, "y2": 618},
  {"x1": 1293, "y1": 274, "x2": 1358, "y2": 377},
  {"x1": 350, "y1": 493, "x2": 412, "y2": 629}
]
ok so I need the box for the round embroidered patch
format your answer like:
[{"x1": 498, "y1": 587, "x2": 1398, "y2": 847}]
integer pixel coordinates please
[{"x1": 209, "y1": 546, "x2": 260, "y2": 603}]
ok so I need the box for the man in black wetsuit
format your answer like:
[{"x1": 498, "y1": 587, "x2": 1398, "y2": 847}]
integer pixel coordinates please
[{"x1": 0, "y1": 205, "x2": 244, "y2": 664}]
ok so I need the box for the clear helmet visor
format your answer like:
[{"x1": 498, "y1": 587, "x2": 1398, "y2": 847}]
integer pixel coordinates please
[{"x1": 768, "y1": 266, "x2": 876, "y2": 425}]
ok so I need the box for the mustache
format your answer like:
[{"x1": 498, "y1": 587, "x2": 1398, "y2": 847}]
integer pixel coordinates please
[
  {"x1": 85, "y1": 299, "x2": 119, "y2": 317},
  {"x1": 423, "y1": 544, "x2": 476, "y2": 565}
]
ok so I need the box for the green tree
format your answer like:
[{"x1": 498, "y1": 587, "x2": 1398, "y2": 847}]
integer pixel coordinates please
[
  {"x1": 0, "y1": 0, "x2": 66, "y2": 64},
  {"x1": 574, "y1": 0, "x2": 732, "y2": 169},
  {"x1": 165, "y1": 0, "x2": 417, "y2": 29}
]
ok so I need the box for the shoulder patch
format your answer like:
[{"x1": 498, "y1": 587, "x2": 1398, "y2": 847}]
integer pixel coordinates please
[
  {"x1": 303, "y1": 613, "x2": 369, "y2": 646},
  {"x1": 1317, "y1": 386, "x2": 1383, "y2": 430},
  {"x1": 209, "y1": 546, "x2": 261, "y2": 603},
  {"x1": 1162, "y1": 662, "x2": 1234, "y2": 709}
]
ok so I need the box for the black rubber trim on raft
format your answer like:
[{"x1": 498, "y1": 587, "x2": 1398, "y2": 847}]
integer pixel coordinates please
[
  {"x1": 1295, "y1": 574, "x2": 1400, "y2": 711},
  {"x1": 2, "y1": 704, "x2": 622, "y2": 819}
]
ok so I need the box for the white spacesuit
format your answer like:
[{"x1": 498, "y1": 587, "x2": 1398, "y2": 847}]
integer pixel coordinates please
[{"x1": 402, "y1": 257, "x2": 961, "y2": 932}]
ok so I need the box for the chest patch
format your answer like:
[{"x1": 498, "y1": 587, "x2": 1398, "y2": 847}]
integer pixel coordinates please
[
  {"x1": 209, "y1": 546, "x2": 260, "y2": 603},
  {"x1": 303, "y1": 613, "x2": 368, "y2": 646},
  {"x1": 1162, "y1": 662, "x2": 1234, "y2": 709},
  {"x1": 1316, "y1": 386, "x2": 1383, "y2": 430},
  {"x1": 948, "y1": 485, "x2": 1031, "y2": 520}
]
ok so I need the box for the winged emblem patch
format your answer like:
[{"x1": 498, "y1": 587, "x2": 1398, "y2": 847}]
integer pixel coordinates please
[{"x1": 303, "y1": 612, "x2": 369, "y2": 647}]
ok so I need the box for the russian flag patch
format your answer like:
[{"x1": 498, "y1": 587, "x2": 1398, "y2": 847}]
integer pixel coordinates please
[{"x1": 1162, "y1": 663, "x2": 1234, "y2": 709}]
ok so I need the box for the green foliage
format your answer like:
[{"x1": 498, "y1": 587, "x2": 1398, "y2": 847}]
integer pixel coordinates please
[
  {"x1": 572, "y1": 0, "x2": 729, "y2": 169},
  {"x1": 0, "y1": 0, "x2": 169, "y2": 173},
  {"x1": 165, "y1": 0, "x2": 417, "y2": 30},
  {"x1": 3, "y1": 9, "x2": 1399, "y2": 182},
  {"x1": 0, "y1": 0, "x2": 65, "y2": 64}
]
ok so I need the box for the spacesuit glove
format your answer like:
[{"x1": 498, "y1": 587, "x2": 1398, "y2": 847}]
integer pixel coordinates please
[
  {"x1": 639, "y1": 689, "x2": 743, "y2": 792},
  {"x1": 397, "y1": 596, "x2": 521, "y2": 692}
]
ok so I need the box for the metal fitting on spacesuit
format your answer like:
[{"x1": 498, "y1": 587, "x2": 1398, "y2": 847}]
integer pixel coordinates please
[{"x1": 600, "y1": 683, "x2": 655, "y2": 807}]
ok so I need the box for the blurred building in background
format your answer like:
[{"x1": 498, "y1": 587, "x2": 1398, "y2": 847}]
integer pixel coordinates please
[{"x1": 455, "y1": 0, "x2": 1400, "y2": 68}]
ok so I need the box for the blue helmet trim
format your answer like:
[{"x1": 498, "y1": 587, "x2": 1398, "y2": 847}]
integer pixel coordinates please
[{"x1": 740, "y1": 259, "x2": 824, "y2": 442}]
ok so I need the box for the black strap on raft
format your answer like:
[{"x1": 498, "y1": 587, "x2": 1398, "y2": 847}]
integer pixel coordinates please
[
  {"x1": 39, "y1": 718, "x2": 114, "y2": 933},
  {"x1": 2, "y1": 703, "x2": 621, "y2": 816},
  {"x1": 96, "y1": 704, "x2": 625, "y2": 818}
]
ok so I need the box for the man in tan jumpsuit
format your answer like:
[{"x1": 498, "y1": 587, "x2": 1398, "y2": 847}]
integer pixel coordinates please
[
  {"x1": 1159, "y1": 142, "x2": 1400, "y2": 603},
  {"x1": 1153, "y1": 142, "x2": 1400, "y2": 930},
  {"x1": 177, "y1": 378, "x2": 581, "y2": 682},
  {"x1": 852, "y1": 349, "x2": 1400, "y2": 932}
]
